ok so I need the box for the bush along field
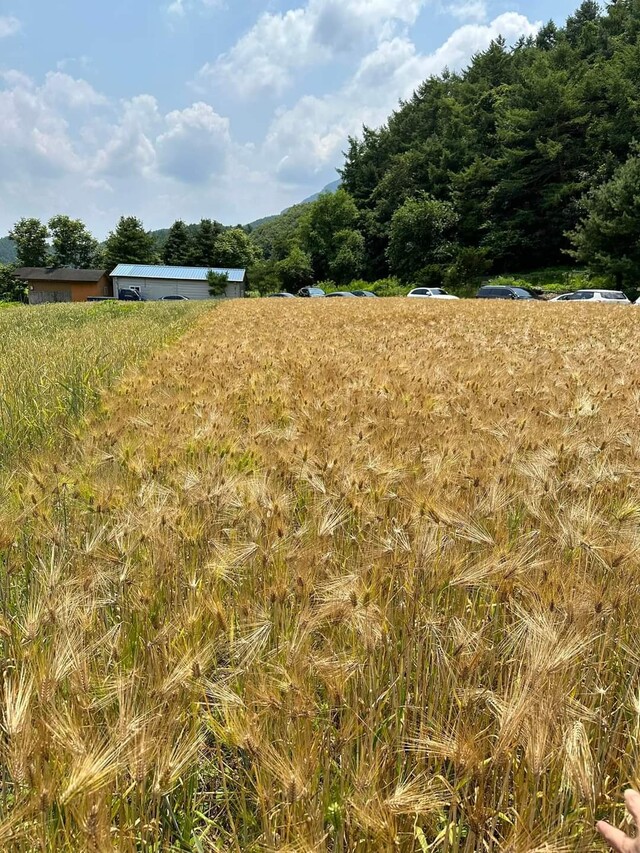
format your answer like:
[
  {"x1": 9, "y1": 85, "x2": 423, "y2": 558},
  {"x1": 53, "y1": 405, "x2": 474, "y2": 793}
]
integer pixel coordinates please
[
  {"x1": 0, "y1": 301, "x2": 208, "y2": 476},
  {"x1": 0, "y1": 298, "x2": 639, "y2": 851}
]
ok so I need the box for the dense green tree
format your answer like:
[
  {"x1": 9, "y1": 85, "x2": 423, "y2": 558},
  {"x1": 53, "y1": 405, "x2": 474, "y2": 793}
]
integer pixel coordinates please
[
  {"x1": 337, "y1": 1, "x2": 640, "y2": 279},
  {"x1": 0, "y1": 264, "x2": 26, "y2": 302},
  {"x1": 569, "y1": 151, "x2": 640, "y2": 286},
  {"x1": 387, "y1": 195, "x2": 459, "y2": 281},
  {"x1": 207, "y1": 270, "x2": 229, "y2": 297},
  {"x1": 163, "y1": 220, "x2": 193, "y2": 266},
  {"x1": 299, "y1": 189, "x2": 365, "y2": 282},
  {"x1": 277, "y1": 247, "x2": 314, "y2": 292},
  {"x1": 191, "y1": 219, "x2": 224, "y2": 267},
  {"x1": 213, "y1": 228, "x2": 261, "y2": 269},
  {"x1": 250, "y1": 204, "x2": 309, "y2": 261},
  {"x1": 249, "y1": 259, "x2": 283, "y2": 295},
  {"x1": 329, "y1": 230, "x2": 365, "y2": 284},
  {"x1": 9, "y1": 218, "x2": 49, "y2": 267},
  {"x1": 103, "y1": 217, "x2": 157, "y2": 270},
  {"x1": 48, "y1": 215, "x2": 99, "y2": 268}
]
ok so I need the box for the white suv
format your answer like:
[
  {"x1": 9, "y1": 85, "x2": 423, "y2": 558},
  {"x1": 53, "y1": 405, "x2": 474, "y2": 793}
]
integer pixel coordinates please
[
  {"x1": 550, "y1": 289, "x2": 630, "y2": 303},
  {"x1": 407, "y1": 287, "x2": 459, "y2": 300}
]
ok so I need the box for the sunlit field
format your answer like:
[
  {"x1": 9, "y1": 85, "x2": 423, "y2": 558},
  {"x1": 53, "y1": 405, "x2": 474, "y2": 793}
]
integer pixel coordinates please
[
  {"x1": 0, "y1": 302, "x2": 207, "y2": 475},
  {"x1": 1, "y1": 299, "x2": 639, "y2": 851}
]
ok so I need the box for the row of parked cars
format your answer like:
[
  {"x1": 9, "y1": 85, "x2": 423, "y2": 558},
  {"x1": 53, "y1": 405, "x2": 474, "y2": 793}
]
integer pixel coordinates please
[{"x1": 271, "y1": 285, "x2": 637, "y2": 302}]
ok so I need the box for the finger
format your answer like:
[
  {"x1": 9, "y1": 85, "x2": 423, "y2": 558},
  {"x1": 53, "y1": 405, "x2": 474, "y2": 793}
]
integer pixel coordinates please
[
  {"x1": 625, "y1": 789, "x2": 640, "y2": 826},
  {"x1": 597, "y1": 820, "x2": 633, "y2": 852}
]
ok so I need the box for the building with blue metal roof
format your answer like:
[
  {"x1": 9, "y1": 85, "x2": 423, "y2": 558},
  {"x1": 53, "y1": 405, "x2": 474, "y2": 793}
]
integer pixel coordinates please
[{"x1": 110, "y1": 264, "x2": 246, "y2": 301}]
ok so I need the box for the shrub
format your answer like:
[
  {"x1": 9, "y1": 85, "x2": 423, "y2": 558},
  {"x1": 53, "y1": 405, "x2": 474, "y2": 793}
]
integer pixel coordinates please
[{"x1": 207, "y1": 270, "x2": 229, "y2": 297}]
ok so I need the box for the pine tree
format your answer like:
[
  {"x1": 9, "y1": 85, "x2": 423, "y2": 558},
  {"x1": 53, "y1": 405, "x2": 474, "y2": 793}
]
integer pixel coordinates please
[
  {"x1": 103, "y1": 217, "x2": 156, "y2": 270},
  {"x1": 163, "y1": 220, "x2": 193, "y2": 266},
  {"x1": 191, "y1": 219, "x2": 223, "y2": 267},
  {"x1": 569, "y1": 151, "x2": 640, "y2": 287}
]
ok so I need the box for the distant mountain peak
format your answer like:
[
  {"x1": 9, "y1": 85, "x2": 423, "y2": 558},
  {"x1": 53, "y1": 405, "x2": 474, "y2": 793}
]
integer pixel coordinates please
[{"x1": 247, "y1": 179, "x2": 341, "y2": 230}]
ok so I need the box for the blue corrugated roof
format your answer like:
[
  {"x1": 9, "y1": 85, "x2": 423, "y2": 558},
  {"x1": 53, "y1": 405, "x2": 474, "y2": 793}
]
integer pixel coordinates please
[{"x1": 110, "y1": 264, "x2": 246, "y2": 282}]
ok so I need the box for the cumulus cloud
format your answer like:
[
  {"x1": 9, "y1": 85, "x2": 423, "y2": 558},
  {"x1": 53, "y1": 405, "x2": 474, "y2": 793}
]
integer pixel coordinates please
[
  {"x1": 263, "y1": 13, "x2": 540, "y2": 183},
  {"x1": 0, "y1": 7, "x2": 541, "y2": 236},
  {"x1": 0, "y1": 16, "x2": 20, "y2": 38},
  {"x1": 447, "y1": 1, "x2": 487, "y2": 22},
  {"x1": 156, "y1": 102, "x2": 231, "y2": 183},
  {"x1": 92, "y1": 95, "x2": 160, "y2": 178},
  {"x1": 0, "y1": 68, "x2": 246, "y2": 233},
  {"x1": 0, "y1": 71, "x2": 87, "y2": 177},
  {"x1": 197, "y1": 0, "x2": 428, "y2": 97},
  {"x1": 42, "y1": 72, "x2": 107, "y2": 109}
]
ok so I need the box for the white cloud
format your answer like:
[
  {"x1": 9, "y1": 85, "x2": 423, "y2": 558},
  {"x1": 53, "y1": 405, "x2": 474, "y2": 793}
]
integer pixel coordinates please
[
  {"x1": 0, "y1": 16, "x2": 20, "y2": 38},
  {"x1": 156, "y1": 102, "x2": 231, "y2": 183},
  {"x1": 263, "y1": 13, "x2": 540, "y2": 183},
  {"x1": 0, "y1": 71, "x2": 85, "y2": 177},
  {"x1": 0, "y1": 9, "x2": 541, "y2": 237},
  {"x1": 42, "y1": 72, "x2": 107, "y2": 109},
  {"x1": 447, "y1": 0, "x2": 487, "y2": 22},
  {"x1": 92, "y1": 95, "x2": 160, "y2": 178},
  {"x1": 197, "y1": 0, "x2": 428, "y2": 98}
]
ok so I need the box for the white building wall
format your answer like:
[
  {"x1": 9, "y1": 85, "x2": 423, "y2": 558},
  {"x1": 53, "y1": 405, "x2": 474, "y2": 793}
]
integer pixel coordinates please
[{"x1": 113, "y1": 277, "x2": 245, "y2": 301}]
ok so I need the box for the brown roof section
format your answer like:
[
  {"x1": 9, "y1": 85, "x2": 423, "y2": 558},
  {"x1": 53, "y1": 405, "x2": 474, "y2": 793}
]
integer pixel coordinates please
[{"x1": 16, "y1": 267, "x2": 108, "y2": 283}]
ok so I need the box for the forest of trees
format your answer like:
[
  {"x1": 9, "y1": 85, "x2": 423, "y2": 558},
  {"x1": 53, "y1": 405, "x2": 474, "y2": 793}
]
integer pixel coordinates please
[
  {"x1": 4, "y1": 1, "x2": 640, "y2": 301},
  {"x1": 248, "y1": 0, "x2": 640, "y2": 293}
]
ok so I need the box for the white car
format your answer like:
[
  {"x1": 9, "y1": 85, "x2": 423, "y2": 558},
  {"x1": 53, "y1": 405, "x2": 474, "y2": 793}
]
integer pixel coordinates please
[
  {"x1": 550, "y1": 289, "x2": 630, "y2": 303},
  {"x1": 407, "y1": 287, "x2": 459, "y2": 300}
]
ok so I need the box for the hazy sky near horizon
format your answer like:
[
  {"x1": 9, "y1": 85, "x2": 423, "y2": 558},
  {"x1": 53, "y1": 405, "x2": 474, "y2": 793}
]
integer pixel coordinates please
[{"x1": 0, "y1": 0, "x2": 577, "y2": 236}]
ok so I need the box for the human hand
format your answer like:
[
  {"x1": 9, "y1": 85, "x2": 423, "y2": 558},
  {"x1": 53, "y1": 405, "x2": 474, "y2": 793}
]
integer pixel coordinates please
[{"x1": 598, "y1": 790, "x2": 640, "y2": 852}]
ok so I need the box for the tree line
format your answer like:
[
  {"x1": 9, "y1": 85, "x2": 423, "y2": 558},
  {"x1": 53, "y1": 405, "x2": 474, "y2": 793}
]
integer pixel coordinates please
[
  {"x1": 248, "y1": 0, "x2": 640, "y2": 295},
  {"x1": 0, "y1": 215, "x2": 261, "y2": 301}
]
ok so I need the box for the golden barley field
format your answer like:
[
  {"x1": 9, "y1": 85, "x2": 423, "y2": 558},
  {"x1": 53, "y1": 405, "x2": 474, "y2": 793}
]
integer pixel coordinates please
[{"x1": 1, "y1": 298, "x2": 640, "y2": 851}]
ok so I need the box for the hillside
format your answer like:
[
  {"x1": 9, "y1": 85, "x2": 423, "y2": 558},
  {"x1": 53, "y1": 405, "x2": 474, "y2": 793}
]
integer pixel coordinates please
[
  {"x1": 337, "y1": 1, "x2": 640, "y2": 283},
  {"x1": 246, "y1": 179, "x2": 342, "y2": 231},
  {"x1": 147, "y1": 180, "x2": 342, "y2": 253}
]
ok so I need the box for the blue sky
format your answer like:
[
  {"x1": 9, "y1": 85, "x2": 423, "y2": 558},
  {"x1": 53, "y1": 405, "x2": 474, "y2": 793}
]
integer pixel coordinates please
[{"x1": 0, "y1": 0, "x2": 577, "y2": 236}]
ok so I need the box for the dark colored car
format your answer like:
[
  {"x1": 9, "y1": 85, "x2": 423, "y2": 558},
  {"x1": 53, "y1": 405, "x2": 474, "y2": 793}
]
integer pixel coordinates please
[
  {"x1": 476, "y1": 285, "x2": 536, "y2": 300},
  {"x1": 297, "y1": 287, "x2": 325, "y2": 298},
  {"x1": 118, "y1": 288, "x2": 142, "y2": 302},
  {"x1": 351, "y1": 290, "x2": 378, "y2": 297},
  {"x1": 161, "y1": 294, "x2": 190, "y2": 301},
  {"x1": 268, "y1": 292, "x2": 296, "y2": 298},
  {"x1": 326, "y1": 291, "x2": 357, "y2": 298}
]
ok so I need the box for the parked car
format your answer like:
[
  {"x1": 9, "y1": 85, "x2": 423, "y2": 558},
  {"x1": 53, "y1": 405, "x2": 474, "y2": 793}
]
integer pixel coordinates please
[
  {"x1": 297, "y1": 287, "x2": 325, "y2": 298},
  {"x1": 161, "y1": 295, "x2": 190, "y2": 301},
  {"x1": 268, "y1": 292, "x2": 296, "y2": 298},
  {"x1": 550, "y1": 289, "x2": 630, "y2": 303},
  {"x1": 407, "y1": 287, "x2": 459, "y2": 300},
  {"x1": 326, "y1": 291, "x2": 358, "y2": 297},
  {"x1": 476, "y1": 285, "x2": 536, "y2": 300},
  {"x1": 351, "y1": 290, "x2": 378, "y2": 297},
  {"x1": 118, "y1": 288, "x2": 142, "y2": 302}
]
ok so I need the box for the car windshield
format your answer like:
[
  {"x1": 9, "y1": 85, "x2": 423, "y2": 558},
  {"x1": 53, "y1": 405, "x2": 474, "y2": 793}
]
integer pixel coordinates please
[
  {"x1": 308, "y1": 288, "x2": 324, "y2": 295},
  {"x1": 602, "y1": 291, "x2": 627, "y2": 300},
  {"x1": 512, "y1": 288, "x2": 534, "y2": 299},
  {"x1": 429, "y1": 289, "x2": 447, "y2": 295}
]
